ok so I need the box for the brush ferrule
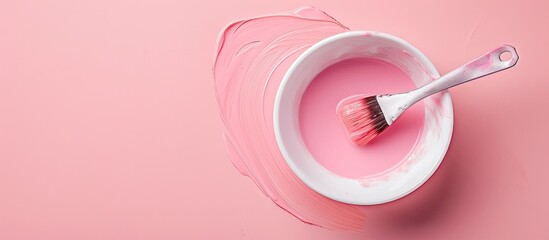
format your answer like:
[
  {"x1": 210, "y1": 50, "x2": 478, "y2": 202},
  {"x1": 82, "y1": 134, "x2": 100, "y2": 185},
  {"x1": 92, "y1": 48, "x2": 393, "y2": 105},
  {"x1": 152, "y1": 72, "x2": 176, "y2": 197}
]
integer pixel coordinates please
[{"x1": 376, "y1": 93, "x2": 416, "y2": 125}]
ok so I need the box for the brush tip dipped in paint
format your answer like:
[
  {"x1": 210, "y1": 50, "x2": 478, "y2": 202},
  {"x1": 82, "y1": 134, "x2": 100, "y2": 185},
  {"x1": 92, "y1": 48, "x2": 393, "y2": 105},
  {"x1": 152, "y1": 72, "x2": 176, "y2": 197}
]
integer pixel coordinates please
[{"x1": 337, "y1": 96, "x2": 388, "y2": 145}]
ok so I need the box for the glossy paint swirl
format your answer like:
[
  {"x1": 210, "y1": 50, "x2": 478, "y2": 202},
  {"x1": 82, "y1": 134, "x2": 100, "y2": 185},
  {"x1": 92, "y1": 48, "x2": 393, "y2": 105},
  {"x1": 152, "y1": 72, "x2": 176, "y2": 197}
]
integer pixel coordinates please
[{"x1": 213, "y1": 7, "x2": 371, "y2": 230}]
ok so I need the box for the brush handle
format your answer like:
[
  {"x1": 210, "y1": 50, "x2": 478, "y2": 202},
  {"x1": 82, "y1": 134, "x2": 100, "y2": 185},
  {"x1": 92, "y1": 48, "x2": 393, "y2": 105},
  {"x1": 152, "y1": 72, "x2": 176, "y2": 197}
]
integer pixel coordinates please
[
  {"x1": 378, "y1": 45, "x2": 518, "y2": 125},
  {"x1": 407, "y1": 45, "x2": 519, "y2": 104}
]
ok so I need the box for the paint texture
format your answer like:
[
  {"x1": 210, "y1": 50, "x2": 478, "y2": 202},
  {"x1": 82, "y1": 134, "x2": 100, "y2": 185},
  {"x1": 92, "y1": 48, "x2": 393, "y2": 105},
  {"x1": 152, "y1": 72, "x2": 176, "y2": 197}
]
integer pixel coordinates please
[{"x1": 213, "y1": 7, "x2": 372, "y2": 229}]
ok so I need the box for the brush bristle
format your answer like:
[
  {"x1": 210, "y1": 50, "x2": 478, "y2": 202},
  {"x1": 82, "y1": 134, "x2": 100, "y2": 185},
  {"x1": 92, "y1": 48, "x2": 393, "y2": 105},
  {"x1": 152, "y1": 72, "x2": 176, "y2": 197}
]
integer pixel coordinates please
[{"x1": 337, "y1": 96, "x2": 389, "y2": 145}]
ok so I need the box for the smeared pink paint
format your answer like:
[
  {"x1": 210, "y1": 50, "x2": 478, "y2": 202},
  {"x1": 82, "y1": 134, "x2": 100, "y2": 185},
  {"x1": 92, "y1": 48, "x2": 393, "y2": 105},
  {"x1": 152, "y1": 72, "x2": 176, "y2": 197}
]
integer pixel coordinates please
[
  {"x1": 299, "y1": 58, "x2": 424, "y2": 178},
  {"x1": 466, "y1": 53, "x2": 493, "y2": 70},
  {"x1": 213, "y1": 7, "x2": 368, "y2": 230}
]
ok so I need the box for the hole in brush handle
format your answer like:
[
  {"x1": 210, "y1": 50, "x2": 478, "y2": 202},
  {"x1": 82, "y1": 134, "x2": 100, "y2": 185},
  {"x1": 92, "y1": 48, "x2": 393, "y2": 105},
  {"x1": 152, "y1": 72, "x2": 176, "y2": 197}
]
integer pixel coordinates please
[
  {"x1": 499, "y1": 51, "x2": 512, "y2": 62},
  {"x1": 496, "y1": 45, "x2": 519, "y2": 68}
]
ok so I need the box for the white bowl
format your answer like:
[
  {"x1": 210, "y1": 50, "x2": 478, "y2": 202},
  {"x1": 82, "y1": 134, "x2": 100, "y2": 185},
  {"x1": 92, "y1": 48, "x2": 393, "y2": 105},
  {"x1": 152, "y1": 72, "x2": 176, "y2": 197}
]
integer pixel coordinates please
[{"x1": 274, "y1": 31, "x2": 454, "y2": 205}]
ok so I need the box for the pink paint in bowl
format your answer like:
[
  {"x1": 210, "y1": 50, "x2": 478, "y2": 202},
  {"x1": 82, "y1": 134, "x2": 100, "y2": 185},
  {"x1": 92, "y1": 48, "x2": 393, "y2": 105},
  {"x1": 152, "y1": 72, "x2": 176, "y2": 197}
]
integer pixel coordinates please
[
  {"x1": 299, "y1": 58, "x2": 425, "y2": 178},
  {"x1": 274, "y1": 31, "x2": 454, "y2": 205}
]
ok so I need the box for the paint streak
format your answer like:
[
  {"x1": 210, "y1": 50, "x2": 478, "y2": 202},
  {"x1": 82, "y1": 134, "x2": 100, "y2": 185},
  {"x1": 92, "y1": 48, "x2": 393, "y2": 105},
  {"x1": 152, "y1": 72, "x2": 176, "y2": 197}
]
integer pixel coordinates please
[{"x1": 213, "y1": 7, "x2": 369, "y2": 230}]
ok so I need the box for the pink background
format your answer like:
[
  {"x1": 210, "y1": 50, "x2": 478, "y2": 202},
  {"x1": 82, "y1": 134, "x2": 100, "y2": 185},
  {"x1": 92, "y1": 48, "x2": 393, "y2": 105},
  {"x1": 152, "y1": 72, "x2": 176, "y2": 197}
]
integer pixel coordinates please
[{"x1": 1, "y1": 0, "x2": 548, "y2": 239}]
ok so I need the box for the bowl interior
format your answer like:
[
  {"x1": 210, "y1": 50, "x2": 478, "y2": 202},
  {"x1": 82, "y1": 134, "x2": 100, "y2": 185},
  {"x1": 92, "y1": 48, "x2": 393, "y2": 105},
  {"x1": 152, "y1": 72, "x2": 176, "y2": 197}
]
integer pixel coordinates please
[{"x1": 274, "y1": 31, "x2": 453, "y2": 205}]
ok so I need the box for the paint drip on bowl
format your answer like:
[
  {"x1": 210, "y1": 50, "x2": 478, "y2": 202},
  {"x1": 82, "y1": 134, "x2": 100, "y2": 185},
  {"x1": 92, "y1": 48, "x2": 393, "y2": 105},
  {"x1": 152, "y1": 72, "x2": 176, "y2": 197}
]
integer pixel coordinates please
[{"x1": 213, "y1": 7, "x2": 369, "y2": 230}]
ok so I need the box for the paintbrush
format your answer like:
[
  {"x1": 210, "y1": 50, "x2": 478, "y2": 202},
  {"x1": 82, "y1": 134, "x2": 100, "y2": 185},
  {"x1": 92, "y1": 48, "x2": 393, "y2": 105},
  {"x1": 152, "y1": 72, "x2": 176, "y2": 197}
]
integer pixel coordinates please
[{"x1": 338, "y1": 45, "x2": 518, "y2": 145}]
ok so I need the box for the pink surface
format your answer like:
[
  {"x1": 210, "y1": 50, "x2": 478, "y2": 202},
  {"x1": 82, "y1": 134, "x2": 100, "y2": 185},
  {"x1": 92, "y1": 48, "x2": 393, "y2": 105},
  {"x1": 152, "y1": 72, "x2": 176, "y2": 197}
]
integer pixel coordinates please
[
  {"x1": 300, "y1": 58, "x2": 424, "y2": 178},
  {"x1": 1, "y1": 0, "x2": 549, "y2": 239}
]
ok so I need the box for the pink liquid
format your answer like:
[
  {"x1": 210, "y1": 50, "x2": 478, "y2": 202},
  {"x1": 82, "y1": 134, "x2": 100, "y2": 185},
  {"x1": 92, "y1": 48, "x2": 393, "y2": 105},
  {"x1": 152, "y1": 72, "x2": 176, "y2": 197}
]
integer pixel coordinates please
[{"x1": 299, "y1": 58, "x2": 425, "y2": 178}]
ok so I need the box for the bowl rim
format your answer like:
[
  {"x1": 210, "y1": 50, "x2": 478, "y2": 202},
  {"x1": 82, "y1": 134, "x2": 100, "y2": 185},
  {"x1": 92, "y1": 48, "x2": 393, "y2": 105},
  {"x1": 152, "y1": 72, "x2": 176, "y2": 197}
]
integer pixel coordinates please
[{"x1": 273, "y1": 30, "x2": 454, "y2": 205}]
